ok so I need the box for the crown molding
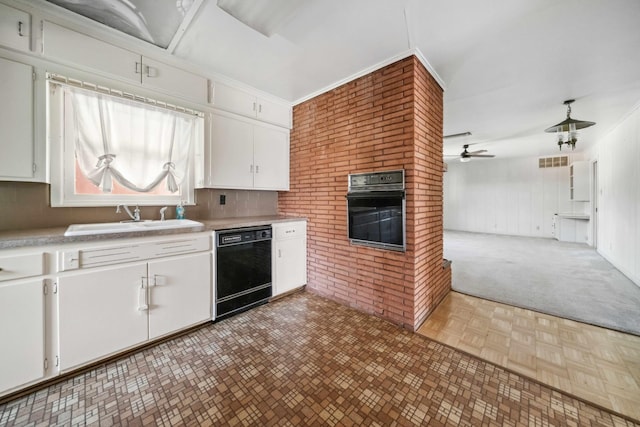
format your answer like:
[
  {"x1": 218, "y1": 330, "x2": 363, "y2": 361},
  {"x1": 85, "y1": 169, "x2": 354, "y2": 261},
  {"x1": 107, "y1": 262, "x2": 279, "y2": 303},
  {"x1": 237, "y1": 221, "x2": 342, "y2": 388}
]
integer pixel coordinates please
[{"x1": 293, "y1": 47, "x2": 445, "y2": 106}]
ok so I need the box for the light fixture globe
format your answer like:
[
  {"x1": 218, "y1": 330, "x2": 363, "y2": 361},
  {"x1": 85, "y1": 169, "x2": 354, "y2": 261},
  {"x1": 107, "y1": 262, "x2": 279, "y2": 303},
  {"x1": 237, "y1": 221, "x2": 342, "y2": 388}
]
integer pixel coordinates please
[{"x1": 545, "y1": 99, "x2": 595, "y2": 150}]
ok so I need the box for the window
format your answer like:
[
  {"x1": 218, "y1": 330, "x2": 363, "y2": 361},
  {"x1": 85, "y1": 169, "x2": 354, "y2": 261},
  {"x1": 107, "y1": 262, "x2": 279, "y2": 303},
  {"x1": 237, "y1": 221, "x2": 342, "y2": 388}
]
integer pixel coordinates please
[{"x1": 48, "y1": 76, "x2": 203, "y2": 207}]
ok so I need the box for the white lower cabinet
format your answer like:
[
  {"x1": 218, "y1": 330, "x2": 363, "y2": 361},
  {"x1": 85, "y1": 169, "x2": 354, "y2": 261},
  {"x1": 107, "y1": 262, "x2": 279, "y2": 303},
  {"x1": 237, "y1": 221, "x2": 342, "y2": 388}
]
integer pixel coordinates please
[
  {"x1": 272, "y1": 221, "x2": 307, "y2": 296},
  {"x1": 57, "y1": 263, "x2": 149, "y2": 371},
  {"x1": 56, "y1": 234, "x2": 212, "y2": 372},
  {"x1": 148, "y1": 253, "x2": 211, "y2": 339},
  {"x1": 0, "y1": 279, "x2": 45, "y2": 394}
]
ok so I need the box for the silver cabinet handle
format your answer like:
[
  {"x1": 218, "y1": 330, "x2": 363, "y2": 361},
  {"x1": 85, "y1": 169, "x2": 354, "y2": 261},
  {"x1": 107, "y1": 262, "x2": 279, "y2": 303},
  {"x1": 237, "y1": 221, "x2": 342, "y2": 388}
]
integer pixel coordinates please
[
  {"x1": 137, "y1": 278, "x2": 148, "y2": 311},
  {"x1": 145, "y1": 66, "x2": 157, "y2": 78},
  {"x1": 256, "y1": 165, "x2": 260, "y2": 173},
  {"x1": 250, "y1": 164, "x2": 254, "y2": 173},
  {"x1": 258, "y1": 104, "x2": 262, "y2": 113},
  {"x1": 278, "y1": 249, "x2": 282, "y2": 258},
  {"x1": 18, "y1": 21, "x2": 24, "y2": 37},
  {"x1": 135, "y1": 62, "x2": 142, "y2": 74},
  {"x1": 253, "y1": 102, "x2": 257, "y2": 111}
]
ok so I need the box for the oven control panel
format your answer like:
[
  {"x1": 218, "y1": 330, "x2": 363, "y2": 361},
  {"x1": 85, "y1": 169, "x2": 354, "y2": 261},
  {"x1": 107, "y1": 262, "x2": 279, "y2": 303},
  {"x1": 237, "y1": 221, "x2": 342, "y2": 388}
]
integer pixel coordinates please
[{"x1": 348, "y1": 170, "x2": 404, "y2": 192}]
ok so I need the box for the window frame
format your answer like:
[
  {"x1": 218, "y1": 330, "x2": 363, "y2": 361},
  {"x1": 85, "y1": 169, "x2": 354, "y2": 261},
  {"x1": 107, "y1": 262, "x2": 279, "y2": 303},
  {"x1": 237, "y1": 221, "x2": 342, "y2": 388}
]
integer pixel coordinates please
[{"x1": 48, "y1": 79, "x2": 203, "y2": 207}]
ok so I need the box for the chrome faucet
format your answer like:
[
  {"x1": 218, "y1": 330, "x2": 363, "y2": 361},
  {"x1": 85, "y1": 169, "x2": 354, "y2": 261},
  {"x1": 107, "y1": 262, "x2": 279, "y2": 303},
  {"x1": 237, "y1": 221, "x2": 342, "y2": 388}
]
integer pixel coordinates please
[
  {"x1": 159, "y1": 206, "x2": 168, "y2": 221},
  {"x1": 116, "y1": 204, "x2": 141, "y2": 221}
]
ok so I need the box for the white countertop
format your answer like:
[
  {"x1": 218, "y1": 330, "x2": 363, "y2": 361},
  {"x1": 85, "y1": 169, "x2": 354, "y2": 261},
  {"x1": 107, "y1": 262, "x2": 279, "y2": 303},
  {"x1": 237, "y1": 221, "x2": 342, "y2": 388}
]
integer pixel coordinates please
[{"x1": 0, "y1": 215, "x2": 307, "y2": 249}]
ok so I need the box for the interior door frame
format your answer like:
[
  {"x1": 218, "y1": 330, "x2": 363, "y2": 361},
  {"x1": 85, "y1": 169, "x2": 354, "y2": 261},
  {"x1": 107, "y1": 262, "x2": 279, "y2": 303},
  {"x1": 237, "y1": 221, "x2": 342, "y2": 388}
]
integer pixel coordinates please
[{"x1": 591, "y1": 160, "x2": 598, "y2": 248}]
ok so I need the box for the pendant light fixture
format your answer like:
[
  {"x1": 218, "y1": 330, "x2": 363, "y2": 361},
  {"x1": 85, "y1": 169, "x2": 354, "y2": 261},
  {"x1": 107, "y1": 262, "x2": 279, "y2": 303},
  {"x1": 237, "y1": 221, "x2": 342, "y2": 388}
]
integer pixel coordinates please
[{"x1": 544, "y1": 99, "x2": 595, "y2": 150}]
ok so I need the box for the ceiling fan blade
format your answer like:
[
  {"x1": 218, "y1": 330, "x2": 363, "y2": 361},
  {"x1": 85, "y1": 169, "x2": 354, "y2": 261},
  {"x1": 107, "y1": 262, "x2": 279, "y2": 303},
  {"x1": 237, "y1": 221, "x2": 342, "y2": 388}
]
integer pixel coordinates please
[
  {"x1": 467, "y1": 149, "x2": 487, "y2": 155},
  {"x1": 469, "y1": 154, "x2": 495, "y2": 158},
  {"x1": 443, "y1": 132, "x2": 472, "y2": 139}
]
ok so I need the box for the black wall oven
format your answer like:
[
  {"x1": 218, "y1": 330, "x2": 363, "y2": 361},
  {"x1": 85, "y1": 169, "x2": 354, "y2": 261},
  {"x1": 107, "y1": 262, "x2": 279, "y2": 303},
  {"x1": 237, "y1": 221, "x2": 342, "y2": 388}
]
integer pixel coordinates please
[
  {"x1": 215, "y1": 226, "x2": 272, "y2": 320},
  {"x1": 346, "y1": 170, "x2": 406, "y2": 251}
]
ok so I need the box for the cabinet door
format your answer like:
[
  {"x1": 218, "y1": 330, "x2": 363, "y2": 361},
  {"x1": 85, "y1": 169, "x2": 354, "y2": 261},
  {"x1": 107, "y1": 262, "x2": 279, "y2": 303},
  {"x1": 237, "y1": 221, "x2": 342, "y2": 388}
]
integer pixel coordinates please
[
  {"x1": 0, "y1": 56, "x2": 34, "y2": 180},
  {"x1": 571, "y1": 161, "x2": 590, "y2": 201},
  {"x1": 558, "y1": 218, "x2": 577, "y2": 242},
  {"x1": 148, "y1": 252, "x2": 211, "y2": 339},
  {"x1": 274, "y1": 238, "x2": 307, "y2": 296},
  {"x1": 212, "y1": 81, "x2": 257, "y2": 118},
  {"x1": 253, "y1": 125, "x2": 289, "y2": 190},
  {"x1": 208, "y1": 114, "x2": 254, "y2": 188},
  {"x1": 42, "y1": 21, "x2": 141, "y2": 85},
  {"x1": 257, "y1": 98, "x2": 291, "y2": 128},
  {"x1": 0, "y1": 3, "x2": 30, "y2": 52},
  {"x1": 0, "y1": 280, "x2": 44, "y2": 394},
  {"x1": 58, "y1": 264, "x2": 148, "y2": 371},
  {"x1": 141, "y1": 57, "x2": 207, "y2": 105}
]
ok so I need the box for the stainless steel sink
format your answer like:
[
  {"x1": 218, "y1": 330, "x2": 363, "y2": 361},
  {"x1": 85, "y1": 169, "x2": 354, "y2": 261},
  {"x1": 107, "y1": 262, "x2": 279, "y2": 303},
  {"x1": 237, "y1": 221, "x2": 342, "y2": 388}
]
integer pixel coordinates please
[{"x1": 64, "y1": 219, "x2": 204, "y2": 236}]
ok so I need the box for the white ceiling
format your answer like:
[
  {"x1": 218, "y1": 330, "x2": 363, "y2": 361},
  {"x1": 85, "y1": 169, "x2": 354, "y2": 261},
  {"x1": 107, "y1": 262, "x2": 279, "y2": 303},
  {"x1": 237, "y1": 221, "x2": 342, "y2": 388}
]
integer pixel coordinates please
[
  {"x1": 171, "y1": 0, "x2": 640, "y2": 161},
  {"x1": 74, "y1": 0, "x2": 640, "y2": 161}
]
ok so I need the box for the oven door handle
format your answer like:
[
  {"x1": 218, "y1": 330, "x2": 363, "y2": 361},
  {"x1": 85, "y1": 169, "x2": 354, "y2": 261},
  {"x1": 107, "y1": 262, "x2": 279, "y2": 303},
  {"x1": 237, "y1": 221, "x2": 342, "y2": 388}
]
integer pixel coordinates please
[{"x1": 346, "y1": 190, "x2": 405, "y2": 200}]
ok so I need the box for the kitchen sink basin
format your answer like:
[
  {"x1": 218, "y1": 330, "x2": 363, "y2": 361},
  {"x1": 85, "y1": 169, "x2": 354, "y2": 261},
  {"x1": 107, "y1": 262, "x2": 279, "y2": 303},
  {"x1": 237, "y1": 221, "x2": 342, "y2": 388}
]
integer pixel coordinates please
[
  {"x1": 138, "y1": 219, "x2": 203, "y2": 230},
  {"x1": 64, "y1": 219, "x2": 204, "y2": 236}
]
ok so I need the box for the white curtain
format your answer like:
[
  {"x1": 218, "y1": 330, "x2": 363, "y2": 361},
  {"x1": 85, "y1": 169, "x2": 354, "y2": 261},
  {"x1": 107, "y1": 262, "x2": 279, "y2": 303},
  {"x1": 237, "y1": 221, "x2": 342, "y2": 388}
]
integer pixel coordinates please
[{"x1": 67, "y1": 86, "x2": 196, "y2": 193}]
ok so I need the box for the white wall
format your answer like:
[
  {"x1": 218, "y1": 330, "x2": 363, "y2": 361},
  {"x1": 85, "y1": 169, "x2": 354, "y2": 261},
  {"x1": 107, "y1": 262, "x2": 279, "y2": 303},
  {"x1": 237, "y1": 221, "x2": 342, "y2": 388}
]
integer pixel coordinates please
[
  {"x1": 588, "y1": 103, "x2": 640, "y2": 286},
  {"x1": 444, "y1": 155, "x2": 586, "y2": 238}
]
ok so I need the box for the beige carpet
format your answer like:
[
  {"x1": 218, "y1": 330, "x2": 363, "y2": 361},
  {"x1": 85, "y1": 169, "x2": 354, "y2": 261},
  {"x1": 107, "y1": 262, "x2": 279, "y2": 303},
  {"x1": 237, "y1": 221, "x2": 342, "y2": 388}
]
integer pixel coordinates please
[{"x1": 445, "y1": 230, "x2": 640, "y2": 336}]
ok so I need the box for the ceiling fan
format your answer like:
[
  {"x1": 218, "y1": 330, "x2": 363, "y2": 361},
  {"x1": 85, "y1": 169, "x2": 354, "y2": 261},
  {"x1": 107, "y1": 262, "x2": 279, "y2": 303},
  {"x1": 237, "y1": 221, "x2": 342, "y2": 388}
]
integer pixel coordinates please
[{"x1": 445, "y1": 144, "x2": 496, "y2": 162}]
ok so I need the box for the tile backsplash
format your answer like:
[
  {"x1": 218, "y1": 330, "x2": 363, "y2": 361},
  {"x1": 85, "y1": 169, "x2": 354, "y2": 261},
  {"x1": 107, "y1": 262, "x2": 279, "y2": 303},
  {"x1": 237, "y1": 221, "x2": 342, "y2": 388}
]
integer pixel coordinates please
[{"x1": 0, "y1": 182, "x2": 278, "y2": 231}]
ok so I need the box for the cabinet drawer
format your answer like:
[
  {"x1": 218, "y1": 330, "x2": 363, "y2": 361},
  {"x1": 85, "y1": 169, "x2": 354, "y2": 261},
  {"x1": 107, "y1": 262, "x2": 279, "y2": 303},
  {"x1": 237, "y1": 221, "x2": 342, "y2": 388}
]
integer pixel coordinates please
[
  {"x1": 146, "y1": 235, "x2": 210, "y2": 257},
  {"x1": 59, "y1": 235, "x2": 210, "y2": 271},
  {"x1": 78, "y1": 245, "x2": 141, "y2": 268},
  {"x1": 274, "y1": 221, "x2": 307, "y2": 240},
  {"x1": 0, "y1": 253, "x2": 45, "y2": 282}
]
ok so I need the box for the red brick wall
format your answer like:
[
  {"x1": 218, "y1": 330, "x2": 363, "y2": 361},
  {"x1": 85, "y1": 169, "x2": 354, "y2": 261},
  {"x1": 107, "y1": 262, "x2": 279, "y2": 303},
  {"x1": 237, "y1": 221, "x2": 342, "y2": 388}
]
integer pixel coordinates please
[
  {"x1": 411, "y1": 58, "x2": 451, "y2": 328},
  {"x1": 279, "y1": 56, "x2": 450, "y2": 330}
]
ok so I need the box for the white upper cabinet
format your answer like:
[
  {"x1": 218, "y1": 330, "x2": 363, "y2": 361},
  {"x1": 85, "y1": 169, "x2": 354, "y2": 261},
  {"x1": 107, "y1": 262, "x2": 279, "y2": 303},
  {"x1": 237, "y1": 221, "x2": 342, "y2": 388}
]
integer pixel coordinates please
[
  {"x1": 42, "y1": 22, "x2": 207, "y2": 105},
  {"x1": 207, "y1": 113, "x2": 255, "y2": 189},
  {"x1": 141, "y1": 56, "x2": 207, "y2": 105},
  {"x1": 212, "y1": 80, "x2": 292, "y2": 128},
  {"x1": 253, "y1": 124, "x2": 289, "y2": 190},
  {"x1": 204, "y1": 113, "x2": 289, "y2": 190},
  {"x1": 256, "y1": 97, "x2": 292, "y2": 129},
  {"x1": 0, "y1": 56, "x2": 35, "y2": 181},
  {"x1": 42, "y1": 21, "x2": 140, "y2": 86},
  {"x1": 0, "y1": 3, "x2": 30, "y2": 52}
]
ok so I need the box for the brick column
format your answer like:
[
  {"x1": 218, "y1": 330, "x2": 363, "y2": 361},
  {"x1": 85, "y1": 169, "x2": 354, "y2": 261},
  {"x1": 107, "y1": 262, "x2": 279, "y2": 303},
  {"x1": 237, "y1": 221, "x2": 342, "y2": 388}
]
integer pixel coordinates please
[{"x1": 279, "y1": 56, "x2": 450, "y2": 330}]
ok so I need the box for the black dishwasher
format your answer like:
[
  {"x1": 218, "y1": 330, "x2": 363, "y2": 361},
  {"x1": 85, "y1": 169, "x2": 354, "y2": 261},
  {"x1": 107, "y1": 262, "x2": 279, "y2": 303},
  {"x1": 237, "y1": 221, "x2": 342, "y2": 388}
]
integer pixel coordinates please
[{"x1": 215, "y1": 226, "x2": 272, "y2": 319}]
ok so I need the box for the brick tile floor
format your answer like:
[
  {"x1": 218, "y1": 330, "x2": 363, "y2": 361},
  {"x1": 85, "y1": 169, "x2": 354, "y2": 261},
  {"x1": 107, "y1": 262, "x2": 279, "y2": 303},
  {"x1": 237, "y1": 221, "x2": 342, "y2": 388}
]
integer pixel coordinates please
[{"x1": 1, "y1": 292, "x2": 637, "y2": 426}]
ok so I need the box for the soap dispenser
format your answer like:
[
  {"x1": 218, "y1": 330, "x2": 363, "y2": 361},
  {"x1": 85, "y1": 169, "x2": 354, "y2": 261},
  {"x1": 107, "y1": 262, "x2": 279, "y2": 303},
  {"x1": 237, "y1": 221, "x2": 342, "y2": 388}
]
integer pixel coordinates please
[{"x1": 176, "y1": 201, "x2": 185, "y2": 219}]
